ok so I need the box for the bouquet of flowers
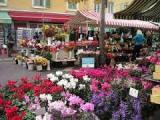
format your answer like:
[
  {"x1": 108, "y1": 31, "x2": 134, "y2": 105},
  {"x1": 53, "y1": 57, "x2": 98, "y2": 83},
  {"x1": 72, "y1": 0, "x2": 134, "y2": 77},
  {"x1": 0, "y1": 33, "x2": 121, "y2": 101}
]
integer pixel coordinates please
[
  {"x1": 42, "y1": 25, "x2": 55, "y2": 37},
  {"x1": 34, "y1": 56, "x2": 48, "y2": 66},
  {"x1": 19, "y1": 39, "x2": 28, "y2": 47}
]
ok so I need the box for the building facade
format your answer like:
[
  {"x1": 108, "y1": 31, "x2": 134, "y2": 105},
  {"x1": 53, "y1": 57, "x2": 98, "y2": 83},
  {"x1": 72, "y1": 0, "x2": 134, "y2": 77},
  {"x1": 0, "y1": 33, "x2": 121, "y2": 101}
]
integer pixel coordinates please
[
  {"x1": 0, "y1": 0, "x2": 133, "y2": 46},
  {"x1": 0, "y1": 0, "x2": 93, "y2": 45},
  {"x1": 94, "y1": 0, "x2": 133, "y2": 13}
]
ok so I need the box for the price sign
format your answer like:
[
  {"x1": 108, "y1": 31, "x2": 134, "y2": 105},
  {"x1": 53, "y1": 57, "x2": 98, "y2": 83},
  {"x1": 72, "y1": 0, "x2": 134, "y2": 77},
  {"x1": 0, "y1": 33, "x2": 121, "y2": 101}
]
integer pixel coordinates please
[{"x1": 129, "y1": 87, "x2": 139, "y2": 98}]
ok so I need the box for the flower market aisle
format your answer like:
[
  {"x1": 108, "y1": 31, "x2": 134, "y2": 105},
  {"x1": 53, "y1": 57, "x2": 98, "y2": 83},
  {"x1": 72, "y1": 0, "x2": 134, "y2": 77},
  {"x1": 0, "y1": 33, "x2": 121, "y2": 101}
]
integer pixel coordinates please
[
  {"x1": 0, "y1": 61, "x2": 74, "y2": 86},
  {"x1": 1, "y1": 60, "x2": 160, "y2": 120}
]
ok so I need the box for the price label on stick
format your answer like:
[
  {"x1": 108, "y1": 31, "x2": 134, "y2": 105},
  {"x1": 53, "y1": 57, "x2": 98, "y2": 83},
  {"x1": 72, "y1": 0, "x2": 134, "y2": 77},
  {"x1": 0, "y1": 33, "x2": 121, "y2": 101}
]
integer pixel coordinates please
[{"x1": 129, "y1": 87, "x2": 139, "y2": 98}]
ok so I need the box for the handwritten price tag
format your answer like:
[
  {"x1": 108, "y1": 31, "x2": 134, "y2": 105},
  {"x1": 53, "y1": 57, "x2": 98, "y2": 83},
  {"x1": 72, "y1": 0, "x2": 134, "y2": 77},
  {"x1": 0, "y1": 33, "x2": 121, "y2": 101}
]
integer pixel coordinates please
[{"x1": 129, "y1": 88, "x2": 139, "y2": 98}]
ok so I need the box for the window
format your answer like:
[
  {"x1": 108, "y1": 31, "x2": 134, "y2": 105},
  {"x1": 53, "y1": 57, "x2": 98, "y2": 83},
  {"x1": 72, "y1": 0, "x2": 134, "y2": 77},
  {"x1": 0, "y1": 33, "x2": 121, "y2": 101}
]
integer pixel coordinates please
[
  {"x1": 95, "y1": 3, "x2": 101, "y2": 13},
  {"x1": 108, "y1": 2, "x2": 114, "y2": 13},
  {"x1": 67, "y1": 2, "x2": 78, "y2": 10},
  {"x1": 32, "y1": 0, "x2": 50, "y2": 8},
  {"x1": 120, "y1": 3, "x2": 128, "y2": 10},
  {"x1": 0, "y1": 0, "x2": 7, "y2": 6}
]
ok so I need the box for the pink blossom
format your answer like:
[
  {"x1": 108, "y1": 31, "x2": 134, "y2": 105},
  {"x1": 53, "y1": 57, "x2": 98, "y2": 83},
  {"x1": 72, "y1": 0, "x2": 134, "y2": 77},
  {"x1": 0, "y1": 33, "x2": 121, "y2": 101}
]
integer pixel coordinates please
[
  {"x1": 80, "y1": 103, "x2": 94, "y2": 112},
  {"x1": 68, "y1": 95, "x2": 84, "y2": 106},
  {"x1": 61, "y1": 107, "x2": 77, "y2": 117}
]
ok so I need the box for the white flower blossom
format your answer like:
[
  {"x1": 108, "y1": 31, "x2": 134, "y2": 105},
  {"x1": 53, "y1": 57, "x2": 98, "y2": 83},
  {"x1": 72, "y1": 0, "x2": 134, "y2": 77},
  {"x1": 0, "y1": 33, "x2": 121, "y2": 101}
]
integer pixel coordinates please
[
  {"x1": 46, "y1": 94, "x2": 52, "y2": 101},
  {"x1": 36, "y1": 115, "x2": 43, "y2": 120},
  {"x1": 62, "y1": 74, "x2": 73, "y2": 79},
  {"x1": 83, "y1": 76, "x2": 91, "y2": 82},
  {"x1": 57, "y1": 79, "x2": 68, "y2": 86},
  {"x1": 39, "y1": 94, "x2": 47, "y2": 101},
  {"x1": 56, "y1": 71, "x2": 63, "y2": 76},
  {"x1": 47, "y1": 73, "x2": 54, "y2": 79},
  {"x1": 50, "y1": 76, "x2": 59, "y2": 82},
  {"x1": 79, "y1": 84, "x2": 86, "y2": 90},
  {"x1": 43, "y1": 112, "x2": 52, "y2": 120}
]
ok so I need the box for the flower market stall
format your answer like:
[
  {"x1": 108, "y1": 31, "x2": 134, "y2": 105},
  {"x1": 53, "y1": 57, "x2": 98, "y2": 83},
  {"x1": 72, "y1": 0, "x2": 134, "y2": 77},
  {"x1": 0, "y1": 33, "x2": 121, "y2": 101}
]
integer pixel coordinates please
[
  {"x1": 67, "y1": 9, "x2": 160, "y2": 66},
  {"x1": 1, "y1": 60, "x2": 160, "y2": 119}
]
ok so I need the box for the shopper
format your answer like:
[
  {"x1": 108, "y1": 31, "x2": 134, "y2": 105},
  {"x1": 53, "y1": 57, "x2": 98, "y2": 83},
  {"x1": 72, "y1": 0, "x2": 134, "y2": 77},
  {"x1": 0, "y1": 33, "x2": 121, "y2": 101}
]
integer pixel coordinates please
[
  {"x1": 131, "y1": 30, "x2": 145, "y2": 61},
  {"x1": 146, "y1": 31, "x2": 152, "y2": 47},
  {"x1": 7, "y1": 33, "x2": 14, "y2": 57}
]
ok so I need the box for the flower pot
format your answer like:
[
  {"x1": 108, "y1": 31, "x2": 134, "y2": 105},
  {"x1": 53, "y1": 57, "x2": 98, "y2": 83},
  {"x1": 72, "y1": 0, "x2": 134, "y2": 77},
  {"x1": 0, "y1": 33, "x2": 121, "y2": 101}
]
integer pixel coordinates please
[
  {"x1": 47, "y1": 60, "x2": 51, "y2": 71},
  {"x1": 28, "y1": 64, "x2": 34, "y2": 71},
  {"x1": 18, "y1": 60, "x2": 22, "y2": 65},
  {"x1": 15, "y1": 59, "x2": 18, "y2": 64},
  {"x1": 48, "y1": 37, "x2": 52, "y2": 46},
  {"x1": 22, "y1": 62, "x2": 26, "y2": 68},
  {"x1": 36, "y1": 65, "x2": 42, "y2": 71}
]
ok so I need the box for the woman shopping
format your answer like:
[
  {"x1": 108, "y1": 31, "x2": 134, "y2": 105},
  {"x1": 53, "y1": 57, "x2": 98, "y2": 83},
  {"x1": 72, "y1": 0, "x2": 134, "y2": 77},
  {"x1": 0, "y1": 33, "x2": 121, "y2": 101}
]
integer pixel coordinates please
[{"x1": 131, "y1": 30, "x2": 145, "y2": 61}]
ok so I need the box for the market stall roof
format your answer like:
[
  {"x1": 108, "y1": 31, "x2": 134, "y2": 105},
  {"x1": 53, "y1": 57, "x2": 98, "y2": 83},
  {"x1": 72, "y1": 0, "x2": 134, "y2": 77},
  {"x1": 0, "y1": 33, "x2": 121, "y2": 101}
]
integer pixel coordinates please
[
  {"x1": 67, "y1": 10, "x2": 159, "y2": 30},
  {"x1": 9, "y1": 11, "x2": 74, "y2": 23},
  {"x1": 115, "y1": 0, "x2": 160, "y2": 21},
  {"x1": 141, "y1": 0, "x2": 160, "y2": 21},
  {"x1": 0, "y1": 11, "x2": 12, "y2": 24}
]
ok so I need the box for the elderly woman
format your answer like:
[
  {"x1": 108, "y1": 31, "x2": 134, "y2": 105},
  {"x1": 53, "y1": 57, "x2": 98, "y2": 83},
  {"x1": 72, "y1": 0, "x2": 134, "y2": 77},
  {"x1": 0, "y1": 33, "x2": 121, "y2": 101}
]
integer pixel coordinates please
[{"x1": 131, "y1": 30, "x2": 145, "y2": 61}]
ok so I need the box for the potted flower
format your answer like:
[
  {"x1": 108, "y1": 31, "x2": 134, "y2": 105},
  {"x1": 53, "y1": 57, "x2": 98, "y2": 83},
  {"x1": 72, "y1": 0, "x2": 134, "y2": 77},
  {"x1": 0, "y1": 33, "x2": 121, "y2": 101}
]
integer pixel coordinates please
[
  {"x1": 42, "y1": 25, "x2": 55, "y2": 45},
  {"x1": 15, "y1": 55, "x2": 23, "y2": 65},
  {"x1": 34, "y1": 57, "x2": 48, "y2": 71},
  {"x1": 27, "y1": 58, "x2": 34, "y2": 71}
]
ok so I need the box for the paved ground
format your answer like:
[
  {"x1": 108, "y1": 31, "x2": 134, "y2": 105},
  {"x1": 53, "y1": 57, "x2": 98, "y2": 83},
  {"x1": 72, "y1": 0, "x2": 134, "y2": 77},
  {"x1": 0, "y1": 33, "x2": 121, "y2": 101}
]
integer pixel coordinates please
[{"x1": 0, "y1": 60, "x2": 74, "y2": 86}]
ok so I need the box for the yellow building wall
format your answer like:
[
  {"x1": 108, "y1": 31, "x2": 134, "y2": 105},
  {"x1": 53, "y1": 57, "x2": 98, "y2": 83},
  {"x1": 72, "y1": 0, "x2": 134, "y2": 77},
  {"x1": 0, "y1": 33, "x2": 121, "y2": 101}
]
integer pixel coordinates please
[
  {"x1": 111, "y1": 0, "x2": 133, "y2": 13},
  {"x1": 0, "y1": 0, "x2": 93, "y2": 14}
]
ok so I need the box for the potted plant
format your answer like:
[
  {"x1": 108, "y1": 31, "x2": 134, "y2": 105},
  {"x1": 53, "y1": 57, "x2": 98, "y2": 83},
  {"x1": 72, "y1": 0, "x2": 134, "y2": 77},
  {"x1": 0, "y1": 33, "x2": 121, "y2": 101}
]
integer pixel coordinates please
[
  {"x1": 34, "y1": 57, "x2": 48, "y2": 71},
  {"x1": 15, "y1": 55, "x2": 23, "y2": 65},
  {"x1": 27, "y1": 58, "x2": 34, "y2": 71}
]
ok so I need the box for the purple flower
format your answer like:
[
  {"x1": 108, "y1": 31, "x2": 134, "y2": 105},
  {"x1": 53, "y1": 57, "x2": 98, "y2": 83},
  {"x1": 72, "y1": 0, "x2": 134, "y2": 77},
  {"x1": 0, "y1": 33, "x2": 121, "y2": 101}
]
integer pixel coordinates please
[
  {"x1": 132, "y1": 114, "x2": 142, "y2": 120},
  {"x1": 112, "y1": 110, "x2": 120, "y2": 120},
  {"x1": 80, "y1": 103, "x2": 94, "y2": 112},
  {"x1": 119, "y1": 101, "x2": 128, "y2": 119}
]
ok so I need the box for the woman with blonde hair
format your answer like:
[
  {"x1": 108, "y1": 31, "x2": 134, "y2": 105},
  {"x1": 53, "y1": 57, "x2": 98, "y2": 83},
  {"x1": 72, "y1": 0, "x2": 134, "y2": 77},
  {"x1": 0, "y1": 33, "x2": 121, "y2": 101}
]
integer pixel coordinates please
[{"x1": 131, "y1": 29, "x2": 145, "y2": 61}]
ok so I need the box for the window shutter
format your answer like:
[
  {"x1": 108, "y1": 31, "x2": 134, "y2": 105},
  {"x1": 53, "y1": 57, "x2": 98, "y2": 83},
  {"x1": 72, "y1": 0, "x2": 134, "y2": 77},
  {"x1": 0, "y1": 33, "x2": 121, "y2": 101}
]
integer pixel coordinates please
[{"x1": 45, "y1": 0, "x2": 50, "y2": 8}]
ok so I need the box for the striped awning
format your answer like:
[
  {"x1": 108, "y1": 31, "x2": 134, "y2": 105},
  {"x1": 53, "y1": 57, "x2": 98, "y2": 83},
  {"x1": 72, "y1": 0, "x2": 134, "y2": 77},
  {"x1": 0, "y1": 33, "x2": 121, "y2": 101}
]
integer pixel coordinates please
[
  {"x1": 141, "y1": 0, "x2": 160, "y2": 21},
  {"x1": 115, "y1": 0, "x2": 160, "y2": 21},
  {"x1": 67, "y1": 10, "x2": 159, "y2": 30}
]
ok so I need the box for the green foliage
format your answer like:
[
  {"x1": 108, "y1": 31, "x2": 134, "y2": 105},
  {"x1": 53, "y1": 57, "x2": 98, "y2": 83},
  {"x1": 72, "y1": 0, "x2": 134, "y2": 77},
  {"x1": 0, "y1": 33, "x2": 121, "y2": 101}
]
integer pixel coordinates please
[
  {"x1": 41, "y1": 51, "x2": 52, "y2": 60},
  {"x1": 23, "y1": 110, "x2": 35, "y2": 120}
]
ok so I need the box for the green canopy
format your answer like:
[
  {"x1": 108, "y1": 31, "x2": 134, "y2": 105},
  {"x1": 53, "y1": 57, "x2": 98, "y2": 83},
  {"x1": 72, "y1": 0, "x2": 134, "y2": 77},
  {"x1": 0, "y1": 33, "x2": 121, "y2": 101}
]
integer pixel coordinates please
[{"x1": 0, "y1": 11, "x2": 12, "y2": 24}]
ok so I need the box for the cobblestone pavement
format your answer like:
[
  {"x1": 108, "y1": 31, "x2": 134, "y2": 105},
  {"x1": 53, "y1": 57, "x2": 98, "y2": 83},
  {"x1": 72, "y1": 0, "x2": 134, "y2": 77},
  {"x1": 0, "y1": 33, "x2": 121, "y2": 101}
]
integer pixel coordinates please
[{"x1": 0, "y1": 61, "x2": 74, "y2": 86}]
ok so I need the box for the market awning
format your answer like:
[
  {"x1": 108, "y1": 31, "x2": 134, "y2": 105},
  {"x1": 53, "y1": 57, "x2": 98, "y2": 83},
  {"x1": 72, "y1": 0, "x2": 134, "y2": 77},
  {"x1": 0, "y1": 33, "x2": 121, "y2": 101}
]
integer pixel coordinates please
[
  {"x1": 115, "y1": 0, "x2": 160, "y2": 21},
  {"x1": 0, "y1": 11, "x2": 12, "y2": 24},
  {"x1": 67, "y1": 10, "x2": 159, "y2": 30},
  {"x1": 9, "y1": 11, "x2": 73, "y2": 23}
]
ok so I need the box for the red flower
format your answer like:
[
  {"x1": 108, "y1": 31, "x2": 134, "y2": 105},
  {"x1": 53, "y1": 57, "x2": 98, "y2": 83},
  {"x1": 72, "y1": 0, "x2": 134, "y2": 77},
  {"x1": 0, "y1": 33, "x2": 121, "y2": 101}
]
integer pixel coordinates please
[
  {"x1": 4, "y1": 100, "x2": 12, "y2": 107},
  {"x1": 49, "y1": 86, "x2": 63, "y2": 94},
  {"x1": 33, "y1": 73, "x2": 41, "y2": 81},
  {"x1": 5, "y1": 106, "x2": 18, "y2": 119},
  {"x1": 7, "y1": 80, "x2": 17, "y2": 88},
  {"x1": 11, "y1": 116, "x2": 22, "y2": 120},
  {"x1": 20, "y1": 76, "x2": 28, "y2": 83},
  {"x1": 0, "y1": 97, "x2": 4, "y2": 106}
]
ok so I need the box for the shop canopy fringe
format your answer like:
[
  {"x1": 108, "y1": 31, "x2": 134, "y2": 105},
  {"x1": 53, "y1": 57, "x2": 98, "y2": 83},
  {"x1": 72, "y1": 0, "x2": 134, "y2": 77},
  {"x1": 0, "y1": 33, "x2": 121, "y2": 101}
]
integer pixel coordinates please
[{"x1": 67, "y1": 9, "x2": 159, "y2": 30}]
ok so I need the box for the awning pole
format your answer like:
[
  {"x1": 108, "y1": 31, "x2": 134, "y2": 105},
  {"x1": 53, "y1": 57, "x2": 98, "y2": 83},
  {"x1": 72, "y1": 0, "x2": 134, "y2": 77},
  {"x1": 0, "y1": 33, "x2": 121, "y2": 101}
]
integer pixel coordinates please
[{"x1": 99, "y1": 0, "x2": 107, "y2": 66}]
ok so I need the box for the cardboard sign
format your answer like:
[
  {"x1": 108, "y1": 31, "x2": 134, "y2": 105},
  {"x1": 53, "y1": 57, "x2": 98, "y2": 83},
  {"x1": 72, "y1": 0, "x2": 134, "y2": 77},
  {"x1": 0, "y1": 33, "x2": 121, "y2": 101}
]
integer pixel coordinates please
[
  {"x1": 82, "y1": 57, "x2": 95, "y2": 68},
  {"x1": 34, "y1": 107, "x2": 46, "y2": 116},
  {"x1": 129, "y1": 88, "x2": 139, "y2": 98}
]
